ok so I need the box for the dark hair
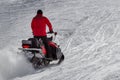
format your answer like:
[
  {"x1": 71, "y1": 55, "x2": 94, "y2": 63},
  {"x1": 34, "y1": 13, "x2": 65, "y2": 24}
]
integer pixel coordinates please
[{"x1": 37, "y1": 9, "x2": 43, "y2": 14}]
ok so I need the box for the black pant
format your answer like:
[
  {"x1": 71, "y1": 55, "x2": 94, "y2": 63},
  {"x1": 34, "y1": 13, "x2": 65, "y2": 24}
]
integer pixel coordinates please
[{"x1": 34, "y1": 36, "x2": 52, "y2": 58}]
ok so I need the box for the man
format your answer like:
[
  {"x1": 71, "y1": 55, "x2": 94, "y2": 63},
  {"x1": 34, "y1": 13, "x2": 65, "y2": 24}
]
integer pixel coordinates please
[{"x1": 31, "y1": 9, "x2": 54, "y2": 59}]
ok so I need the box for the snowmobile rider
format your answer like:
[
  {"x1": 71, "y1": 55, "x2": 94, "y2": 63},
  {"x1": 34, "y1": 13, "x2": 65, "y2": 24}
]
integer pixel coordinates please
[{"x1": 31, "y1": 9, "x2": 54, "y2": 60}]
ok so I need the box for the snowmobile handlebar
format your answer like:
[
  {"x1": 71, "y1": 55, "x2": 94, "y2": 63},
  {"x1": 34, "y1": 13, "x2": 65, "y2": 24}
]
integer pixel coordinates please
[
  {"x1": 47, "y1": 32, "x2": 57, "y2": 41},
  {"x1": 47, "y1": 32, "x2": 57, "y2": 36}
]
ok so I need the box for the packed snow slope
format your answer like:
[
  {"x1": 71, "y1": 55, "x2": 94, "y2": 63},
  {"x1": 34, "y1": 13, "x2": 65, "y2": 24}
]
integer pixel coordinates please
[{"x1": 0, "y1": 0, "x2": 120, "y2": 80}]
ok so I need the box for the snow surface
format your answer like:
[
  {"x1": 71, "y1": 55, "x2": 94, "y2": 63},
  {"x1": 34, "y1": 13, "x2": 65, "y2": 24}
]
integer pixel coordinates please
[{"x1": 0, "y1": 0, "x2": 120, "y2": 80}]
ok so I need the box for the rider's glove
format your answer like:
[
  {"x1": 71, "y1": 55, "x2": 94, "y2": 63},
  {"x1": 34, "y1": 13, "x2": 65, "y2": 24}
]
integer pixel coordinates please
[{"x1": 49, "y1": 30, "x2": 54, "y2": 33}]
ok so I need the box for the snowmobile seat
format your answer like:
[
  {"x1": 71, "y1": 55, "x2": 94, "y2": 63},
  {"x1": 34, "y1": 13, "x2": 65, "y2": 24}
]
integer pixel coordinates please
[{"x1": 28, "y1": 38, "x2": 41, "y2": 48}]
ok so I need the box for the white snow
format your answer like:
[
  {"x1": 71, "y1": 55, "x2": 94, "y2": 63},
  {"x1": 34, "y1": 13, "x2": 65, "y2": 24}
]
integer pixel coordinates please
[{"x1": 0, "y1": 0, "x2": 120, "y2": 80}]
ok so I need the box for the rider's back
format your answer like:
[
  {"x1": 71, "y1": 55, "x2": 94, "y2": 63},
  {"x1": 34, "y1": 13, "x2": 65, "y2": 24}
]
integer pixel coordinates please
[{"x1": 31, "y1": 14, "x2": 53, "y2": 36}]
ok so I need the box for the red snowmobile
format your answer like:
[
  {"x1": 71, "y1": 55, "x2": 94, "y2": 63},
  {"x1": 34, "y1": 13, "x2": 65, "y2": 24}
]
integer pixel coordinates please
[{"x1": 18, "y1": 32, "x2": 64, "y2": 69}]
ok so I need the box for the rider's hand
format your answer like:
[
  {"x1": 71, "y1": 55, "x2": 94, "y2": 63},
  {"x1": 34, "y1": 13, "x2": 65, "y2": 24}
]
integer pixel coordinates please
[{"x1": 49, "y1": 30, "x2": 54, "y2": 33}]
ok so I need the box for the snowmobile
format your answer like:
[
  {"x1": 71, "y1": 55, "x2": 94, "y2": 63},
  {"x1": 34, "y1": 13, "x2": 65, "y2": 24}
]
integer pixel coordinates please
[{"x1": 18, "y1": 32, "x2": 64, "y2": 69}]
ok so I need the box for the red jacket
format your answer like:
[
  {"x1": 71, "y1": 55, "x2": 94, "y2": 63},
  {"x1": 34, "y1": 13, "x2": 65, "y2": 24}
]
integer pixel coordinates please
[{"x1": 31, "y1": 14, "x2": 53, "y2": 36}]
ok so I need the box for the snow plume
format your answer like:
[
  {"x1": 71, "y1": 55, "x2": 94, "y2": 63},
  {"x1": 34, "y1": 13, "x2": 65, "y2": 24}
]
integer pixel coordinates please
[{"x1": 0, "y1": 46, "x2": 34, "y2": 80}]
